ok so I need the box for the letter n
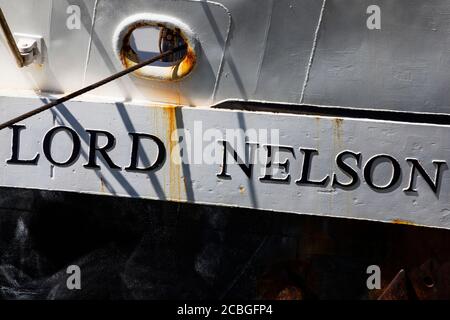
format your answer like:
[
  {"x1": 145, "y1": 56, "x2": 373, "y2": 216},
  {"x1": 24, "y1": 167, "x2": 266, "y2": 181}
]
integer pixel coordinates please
[{"x1": 217, "y1": 140, "x2": 257, "y2": 178}]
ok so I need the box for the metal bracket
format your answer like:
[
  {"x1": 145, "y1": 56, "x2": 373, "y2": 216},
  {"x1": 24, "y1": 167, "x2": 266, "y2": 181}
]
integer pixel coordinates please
[
  {"x1": 0, "y1": 8, "x2": 42, "y2": 67},
  {"x1": 15, "y1": 33, "x2": 43, "y2": 65}
]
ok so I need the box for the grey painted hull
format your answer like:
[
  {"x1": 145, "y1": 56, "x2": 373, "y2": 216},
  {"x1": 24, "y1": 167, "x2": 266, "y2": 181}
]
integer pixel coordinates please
[{"x1": 0, "y1": 0, "x2": 449, "y2": 228}]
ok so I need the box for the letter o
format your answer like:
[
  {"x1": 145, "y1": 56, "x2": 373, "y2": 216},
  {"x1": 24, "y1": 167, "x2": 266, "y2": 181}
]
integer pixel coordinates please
[
  {"x1": 364, "y1": 154, "x2": 401, "y2": 190},
  {"x1": 43, "y1": 126, "x2": 81, "y2": 166}
]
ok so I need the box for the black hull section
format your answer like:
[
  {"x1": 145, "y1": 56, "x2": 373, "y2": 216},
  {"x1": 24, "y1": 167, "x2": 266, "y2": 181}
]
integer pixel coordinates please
[{"x1": 0, "y1": 187, "x2": 449, "y2": 300}]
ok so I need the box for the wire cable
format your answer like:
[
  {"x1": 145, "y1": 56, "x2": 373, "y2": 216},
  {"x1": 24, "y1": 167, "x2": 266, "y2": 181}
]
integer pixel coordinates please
[{"x1": 0, "y1": 43, "x2": 188, "y2": 131}]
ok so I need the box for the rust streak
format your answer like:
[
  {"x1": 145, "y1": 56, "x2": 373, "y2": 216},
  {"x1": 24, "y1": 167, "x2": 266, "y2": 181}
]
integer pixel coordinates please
[
  {"x1": 164, "y1": 106, "x2": 183, "y2": 201},
  {"x1": 171, "y1": 47, "x2": 196, "y2": 79},
  {"x1": 391, "y1": 219, "x2": 418, "y2": 226},
  {"x1": 333, "y1": 118, "x2": 344, "y2": 146}
]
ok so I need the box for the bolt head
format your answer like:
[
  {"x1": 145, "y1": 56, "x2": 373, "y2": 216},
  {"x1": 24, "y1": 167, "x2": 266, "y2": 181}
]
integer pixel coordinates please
[{"x1": 17, "y1": 38, "x2": 37, "y2": 53}]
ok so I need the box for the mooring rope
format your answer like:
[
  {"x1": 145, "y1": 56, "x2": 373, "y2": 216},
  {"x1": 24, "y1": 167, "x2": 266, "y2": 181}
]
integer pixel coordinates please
[{"x1": 0, "y1": 44, "x2": 188, "y2": 131}]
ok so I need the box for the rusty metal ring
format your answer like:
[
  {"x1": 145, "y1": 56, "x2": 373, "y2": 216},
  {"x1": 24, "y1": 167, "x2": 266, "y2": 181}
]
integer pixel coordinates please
[{"x1": 113, "y1": 13, "x2": 198, "y2": 81}]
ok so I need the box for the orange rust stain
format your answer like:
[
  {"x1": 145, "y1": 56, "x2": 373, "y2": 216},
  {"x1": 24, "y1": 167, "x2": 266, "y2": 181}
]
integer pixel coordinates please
[
  {"x1": 120, "y1": 50, "x2": 136, "y2": 69},
  {"x1": 163, "y1": 106, "x2": 183, "y2": 201},
  {"x1": 276, "y1": 287, "x2": 303, "y2": 300},
  {"x1": 391, "y1": 219, "x2": 418, "y2": 226},
  {"x1": 239, "y1": 185, "x2": 245, "y2": 194},
  {"x1": 119, "y1": 27, "x2": 137, "y2": 69},
  {"x1": 172, "y1": 47, "x2": 196, "y2": 79}
]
